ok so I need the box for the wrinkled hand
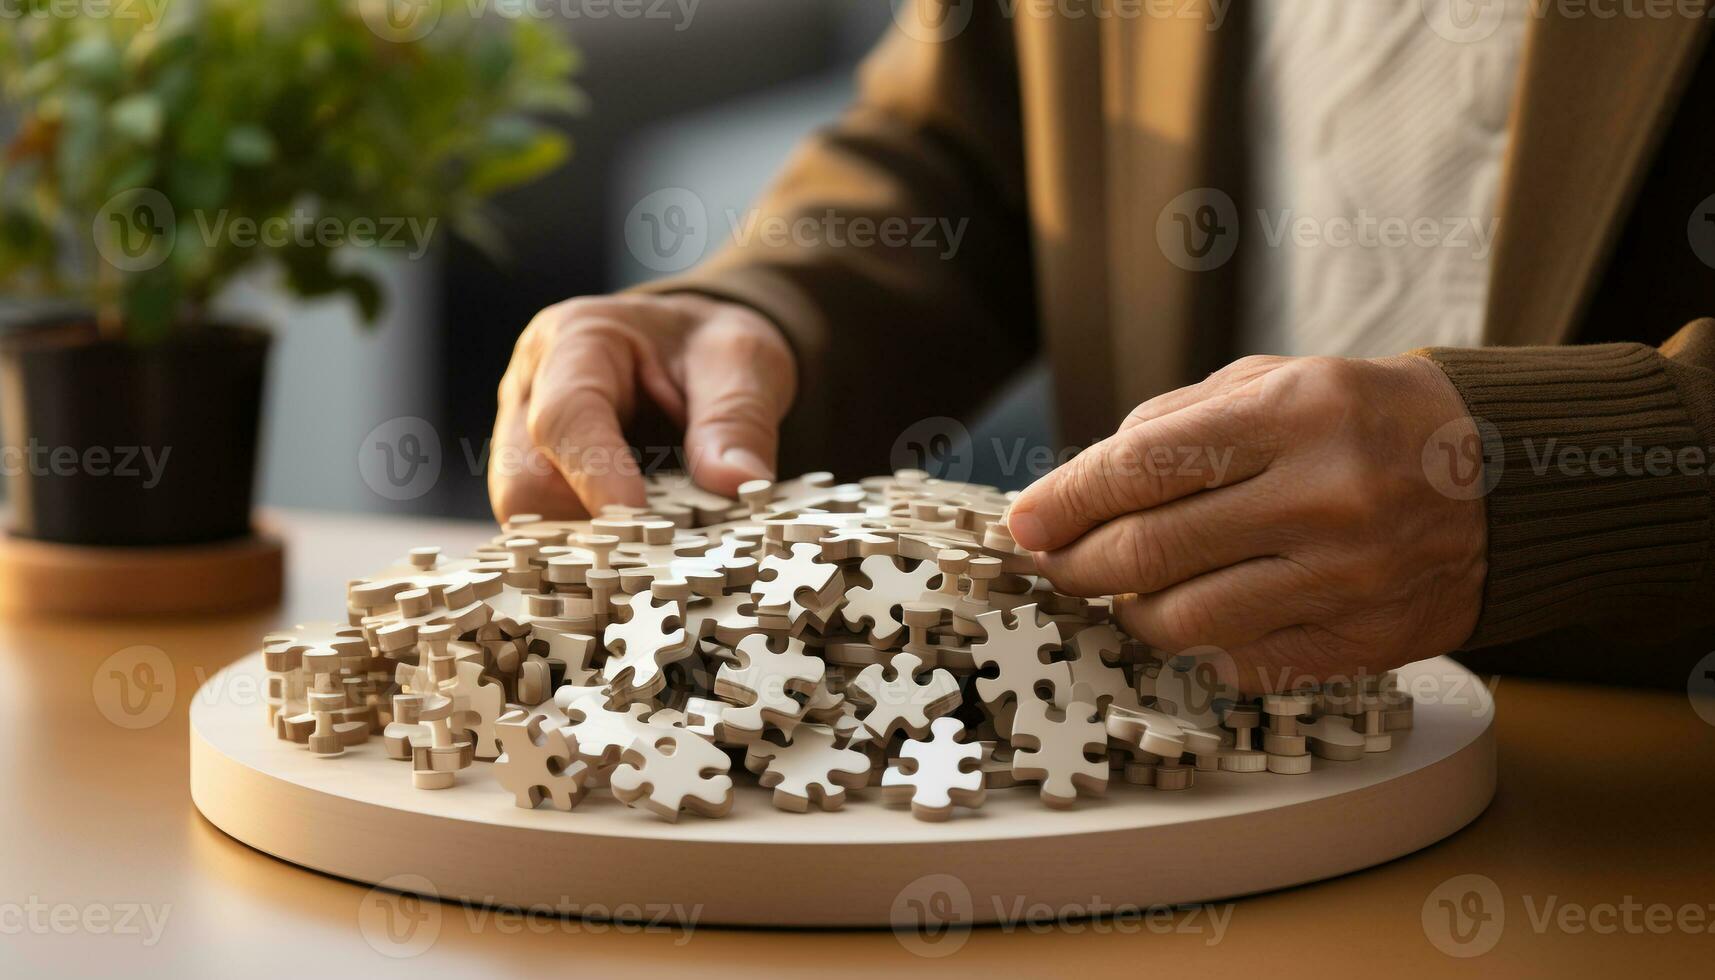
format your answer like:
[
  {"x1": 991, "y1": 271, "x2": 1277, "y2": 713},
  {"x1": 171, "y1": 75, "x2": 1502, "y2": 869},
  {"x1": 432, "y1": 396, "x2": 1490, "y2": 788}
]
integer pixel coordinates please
[
  {"x1": 1007, "y1": 355, "x2": 1488, "y2": 693},
  {"x1": 490, "y1": 293, "x2": 795, "y2": 521}
]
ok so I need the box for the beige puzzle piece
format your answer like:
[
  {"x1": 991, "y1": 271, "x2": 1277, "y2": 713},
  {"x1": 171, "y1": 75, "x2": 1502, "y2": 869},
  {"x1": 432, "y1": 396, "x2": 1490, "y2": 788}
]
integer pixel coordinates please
[
  {"x1": 1010, "y1": 699, "x2": 1109, "y2": 809},
  {"x1": 1058, "y1": 623, "x2": 1139, "y2": 712},
  {"x1": 1302, "y1": 714, "x2": 1366, "y2": 762},
  {"x1": 493, "y1": 709, "x2": 590, "y2": 810},
  {"x1": 361, "y1": 584, "x2": 492, "y2": 656},
  {"x1": 393, "y1": 629, "x2": 508, "y2": 760},
  {"x1": 263, "y1": 621, "x2": 367, "y2": 739},
  {"x1": 970, "y1": 604, "x2": 1071, "y2": 710},
  {"x1": 751, "y1": 542, "x2": 842, "y2": 612},
  {"x1": 610, "y1": 729, "x2": 734, "y2": 822},
  {"x1": 558, "y1": 688, "x2": 659, "y2": 768},
  {"x1": 602, "y1": 592, "x2": 693, "y2": 700},
  {"x1": 840, "y1": 554, "x2": 939, "y2": 648},
  {"x1": 713, "y1": 634, "x2": 826, "y2": 740},
  {"x1": 347, "y1": 546, "x2": 505, "y2": 613},
  {"x1": 745, "y1": 725, "x2": 872, "y2": 812},
  {"x1": 883, "y1": 716, "x2": 987, "y2": 822},
  {"x1": 849, "y1": 651, "x2": 962, "y2": 740}
]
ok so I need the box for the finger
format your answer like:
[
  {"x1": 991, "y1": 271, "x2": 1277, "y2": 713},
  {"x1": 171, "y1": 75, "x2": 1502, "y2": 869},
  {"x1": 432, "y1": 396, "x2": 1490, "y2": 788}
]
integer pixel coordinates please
[
  {"x1": 1009, "y1": 391, "x2": 1278, "y2": 551},
  {"x1": 1111, "y1": 557, "x2": 1321, "y2": 653},
  {"x1": 1034, "y1": 476, "x2": 1289, "y2": 597},
  {"x1": 526, "y1": 324, "x2": 649, "y2": 511},
  {"x1": 489, "y1": 393, "x2": 589, "y2": 521},
  {"x1": 681, "y1": 319, "x2": 794, "y2": 496},
  {"x1": 1120, "y1": 355, "x2": 1288, "y2": 431}
]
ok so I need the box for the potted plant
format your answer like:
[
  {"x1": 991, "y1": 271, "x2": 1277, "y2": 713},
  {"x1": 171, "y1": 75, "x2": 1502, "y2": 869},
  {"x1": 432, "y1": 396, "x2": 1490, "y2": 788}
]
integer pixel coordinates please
[{"x1": 0, "y1": 0, "x2": 580, "y2": 549}]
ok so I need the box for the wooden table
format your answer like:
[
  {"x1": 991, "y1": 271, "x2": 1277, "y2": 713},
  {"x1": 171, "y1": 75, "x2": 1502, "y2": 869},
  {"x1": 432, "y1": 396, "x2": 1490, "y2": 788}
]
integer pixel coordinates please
[{"x1": 4, "y1": 510, "x2": 1713, "y2": 977}]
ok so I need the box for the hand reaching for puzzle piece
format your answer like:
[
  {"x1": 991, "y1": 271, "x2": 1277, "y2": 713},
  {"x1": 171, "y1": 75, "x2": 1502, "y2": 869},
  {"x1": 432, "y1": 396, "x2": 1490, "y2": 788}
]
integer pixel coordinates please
[{"x1": 490, "y1": 293, "x2": 796, "y2": 520}]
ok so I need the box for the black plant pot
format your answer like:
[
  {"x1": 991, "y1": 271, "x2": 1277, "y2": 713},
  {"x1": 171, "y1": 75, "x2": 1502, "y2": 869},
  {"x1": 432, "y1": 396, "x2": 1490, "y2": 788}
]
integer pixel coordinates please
[{"x1": 0, "y1": 318, "x2": 271, "y2": 547}]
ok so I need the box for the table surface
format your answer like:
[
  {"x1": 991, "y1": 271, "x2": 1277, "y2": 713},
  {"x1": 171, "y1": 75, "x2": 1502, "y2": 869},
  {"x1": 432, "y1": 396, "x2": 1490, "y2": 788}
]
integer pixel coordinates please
[{"x1": 3, "y1": 510, "x2": 1713, "y2": 977}]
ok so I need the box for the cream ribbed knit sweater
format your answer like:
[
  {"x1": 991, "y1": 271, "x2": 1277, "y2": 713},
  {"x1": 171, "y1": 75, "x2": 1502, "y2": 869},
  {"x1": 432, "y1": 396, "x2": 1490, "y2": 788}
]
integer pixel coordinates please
[{"x1": 1237, "y1": 0, "x2": 1528, "y2": 358}]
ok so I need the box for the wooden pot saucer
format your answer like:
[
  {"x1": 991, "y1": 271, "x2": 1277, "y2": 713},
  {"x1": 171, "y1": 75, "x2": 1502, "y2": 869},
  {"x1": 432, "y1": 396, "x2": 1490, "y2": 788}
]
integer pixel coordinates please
[{"x1": 0, "y1": 527, "x2": 283, "y2": 617}]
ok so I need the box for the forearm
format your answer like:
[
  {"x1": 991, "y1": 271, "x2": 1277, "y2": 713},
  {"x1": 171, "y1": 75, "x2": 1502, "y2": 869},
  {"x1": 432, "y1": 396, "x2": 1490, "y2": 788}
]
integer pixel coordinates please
[{"x1": 1420, "y1": 319, "x2": 1715, "y2": 648}]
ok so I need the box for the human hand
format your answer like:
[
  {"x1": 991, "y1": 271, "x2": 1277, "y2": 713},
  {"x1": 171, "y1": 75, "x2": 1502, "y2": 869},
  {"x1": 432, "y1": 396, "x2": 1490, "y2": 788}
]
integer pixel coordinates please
[
  {"x1": 489, "y1": 293, "x2": 795, "y2": 521},
  {"x1": 1007, "y1": 355, "x2": 1488, "y2": 693}
]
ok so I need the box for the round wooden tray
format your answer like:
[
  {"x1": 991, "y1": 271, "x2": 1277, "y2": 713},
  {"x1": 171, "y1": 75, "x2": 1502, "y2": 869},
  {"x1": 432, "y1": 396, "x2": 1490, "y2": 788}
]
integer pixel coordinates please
[
  {"x1": 0, "y1": 528, "x2": 283, "y2": 617},
  {"x1": 190, "y1": 654, "x2": 1496, "y2": 927}
]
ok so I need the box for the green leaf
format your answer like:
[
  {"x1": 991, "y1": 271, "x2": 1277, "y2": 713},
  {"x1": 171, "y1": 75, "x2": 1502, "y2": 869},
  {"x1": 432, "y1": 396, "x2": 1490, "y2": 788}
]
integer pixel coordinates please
[
  {"x1": 63, "y1": 36, "x2": 122, "y2": 86},
  {"x1": 225, "y1": 125, "x2": 276, "y2": 166},
  {"x1": 466, "y1": 130, "x2": 569, "y2": 198},
  {"x1": 104, "y1": 158, "x2": 159, "y2": 200},
  {"x1": 120, "y1": 269, "x2": 182, "y2": 343},
  {"x1": 109, "y1": 93, "x2": 164, "y2": 145},
  {"x1": 338, "y1": 270, "x2": 386, "y2": 325}
]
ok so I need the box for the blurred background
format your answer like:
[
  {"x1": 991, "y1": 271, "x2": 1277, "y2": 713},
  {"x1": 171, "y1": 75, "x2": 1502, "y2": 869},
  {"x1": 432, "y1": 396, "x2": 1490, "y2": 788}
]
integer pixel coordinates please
[{"x1": 1, "y1": 0, "x2": 896, "y2": 521}]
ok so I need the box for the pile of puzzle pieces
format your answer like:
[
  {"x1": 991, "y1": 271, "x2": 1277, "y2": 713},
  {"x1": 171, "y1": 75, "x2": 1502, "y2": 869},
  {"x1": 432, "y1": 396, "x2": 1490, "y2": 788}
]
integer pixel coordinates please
[{"x1": 260, "y1": 471, "x2": 1416, "y2": 822}]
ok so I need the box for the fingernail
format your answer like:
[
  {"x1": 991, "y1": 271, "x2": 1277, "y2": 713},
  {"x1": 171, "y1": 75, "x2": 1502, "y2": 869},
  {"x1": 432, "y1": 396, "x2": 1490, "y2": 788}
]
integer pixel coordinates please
[
  {"x1": 1008, "y1": 509, "x2": 1048, "y2": 552},
  {"x1": 719, "y1": 446, "x2": 774, "y2": 482}
]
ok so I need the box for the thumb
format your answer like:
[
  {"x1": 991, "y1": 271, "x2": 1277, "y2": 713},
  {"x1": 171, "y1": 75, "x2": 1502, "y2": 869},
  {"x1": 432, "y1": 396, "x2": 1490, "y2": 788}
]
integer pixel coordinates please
[{"x1": 681, "y1": 322, "x2": 793, "y2": 496}]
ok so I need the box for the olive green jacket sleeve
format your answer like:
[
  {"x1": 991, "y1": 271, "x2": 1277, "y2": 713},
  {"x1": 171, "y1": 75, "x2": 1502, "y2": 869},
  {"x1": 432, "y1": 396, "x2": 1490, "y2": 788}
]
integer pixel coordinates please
[
  {"x1": 633, "y1": 4, "x2": 1038, "y2": 471},
  {"x1": 1422, "y1": 320, "x2": 1715, "y2": 649}
]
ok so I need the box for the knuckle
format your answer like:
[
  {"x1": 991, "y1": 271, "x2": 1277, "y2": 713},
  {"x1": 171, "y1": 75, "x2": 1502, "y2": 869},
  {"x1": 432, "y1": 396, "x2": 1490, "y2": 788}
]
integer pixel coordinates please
[
  {"x1": 530, "y1": 297, "x2": 602, "y2": 336},
  {"x1": 696, "y1": 386, "x2": 778, "y2": 435},
  {"x1": 526, "y1": 388, "x2": 614, "y2": 450},
  {"x1": 1143, "y1": 592, "x2": 1217, "y2": 650},
  {"x1": 1116, "y1": 518, "x2": 1173, "y2": 592},
  {"x1": 1224, "y1": 353, "x2": 1284, "y2": 379},
  {"x1": 1064, "y1": 460, "x2": 1127, "y2": 529},
  {"x1": 533, "y1": 296, "x2": 662, "y2": 347},
  {"x1": 1035, "y1": 550, "x2": 1094, "y2": 596},
  {"x1": 1268, "y1": 357, "x2": 1366, "y2": 424}
]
